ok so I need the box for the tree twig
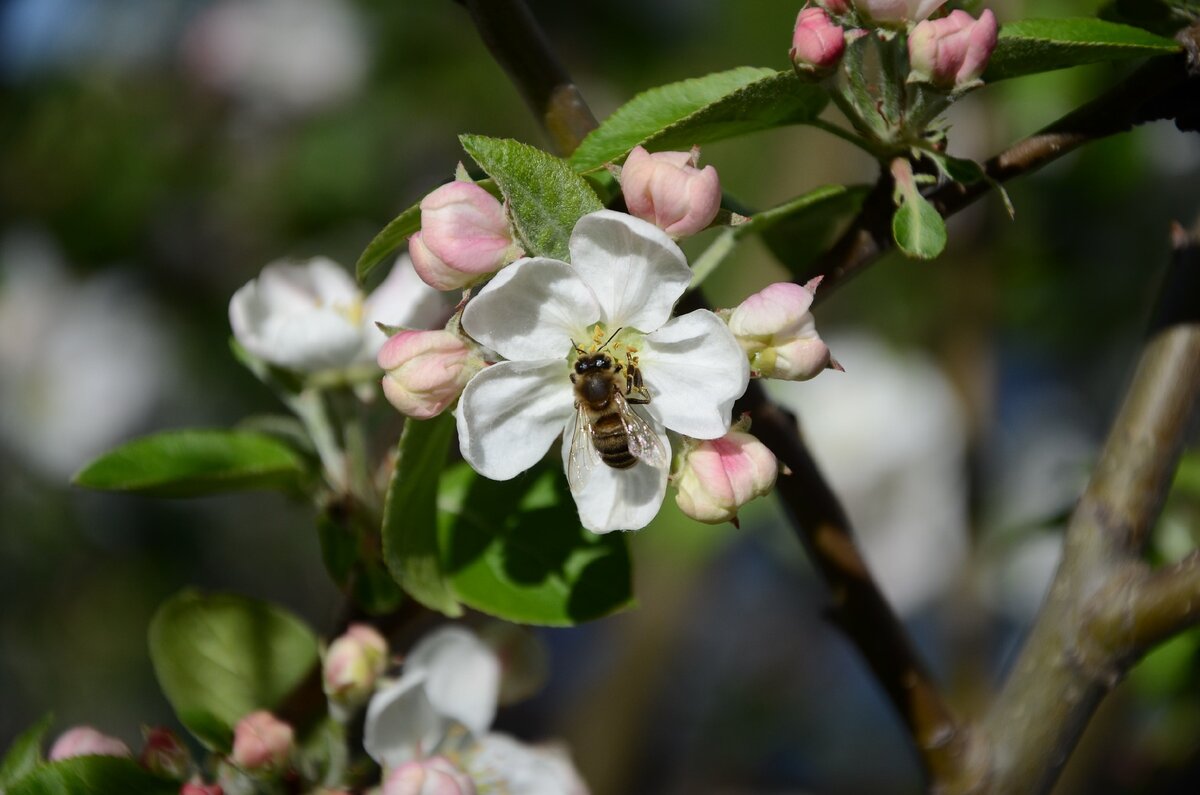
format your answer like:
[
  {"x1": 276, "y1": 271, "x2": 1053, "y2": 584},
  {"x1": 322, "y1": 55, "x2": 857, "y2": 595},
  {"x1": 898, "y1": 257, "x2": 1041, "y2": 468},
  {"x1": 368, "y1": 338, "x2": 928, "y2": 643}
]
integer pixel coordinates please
[{"x1": 969, "y1": 222, "x2": 1200, "y2": 795}]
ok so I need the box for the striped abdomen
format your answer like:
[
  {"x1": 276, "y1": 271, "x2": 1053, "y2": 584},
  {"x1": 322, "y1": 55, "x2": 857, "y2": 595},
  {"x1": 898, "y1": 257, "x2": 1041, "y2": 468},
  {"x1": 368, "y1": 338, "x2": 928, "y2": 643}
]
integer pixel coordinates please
[{"x1": 591, "y1": 412, "x2": 636, "y2": 469}]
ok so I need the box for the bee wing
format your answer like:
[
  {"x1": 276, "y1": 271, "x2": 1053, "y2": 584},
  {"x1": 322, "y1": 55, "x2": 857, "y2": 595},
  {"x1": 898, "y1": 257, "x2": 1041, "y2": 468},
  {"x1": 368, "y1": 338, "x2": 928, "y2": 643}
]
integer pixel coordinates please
[
  {"x1": 613, "y1": 392, "x2": 668, "y2": 470},
  {"x1": 566, "y1": 405, "x2": 600, "y2": 491}
]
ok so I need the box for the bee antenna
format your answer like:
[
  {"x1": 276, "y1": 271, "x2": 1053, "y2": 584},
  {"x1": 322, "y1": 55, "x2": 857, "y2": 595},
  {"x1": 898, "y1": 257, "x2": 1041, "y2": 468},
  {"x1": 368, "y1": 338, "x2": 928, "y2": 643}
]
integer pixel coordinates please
[
  {"x1": 571, "y1": 339, "x2": 586, "y2": 355},
  {"x1": 598, "y1": 327, "x2": 623, "y2": 351}
]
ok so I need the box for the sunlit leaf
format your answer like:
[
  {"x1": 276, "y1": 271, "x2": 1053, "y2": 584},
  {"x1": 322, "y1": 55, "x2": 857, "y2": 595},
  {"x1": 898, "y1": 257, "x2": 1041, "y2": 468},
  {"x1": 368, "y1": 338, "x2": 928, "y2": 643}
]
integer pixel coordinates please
[
  {"x1": 148, "y1": 590, "x2": 318, "y2": 750},
  {"x1": 984, "y1": 18, "x2": 1181, "y2": 82},
  {"x1": 893, "y1": 191, "x2": 947, "y2": 260},
  {"x1": 0, "y1": 714, "x2": 53, "y2": 789},
  {"x1": 8, "y1": 758, "x2": 176, "y2": 795}
]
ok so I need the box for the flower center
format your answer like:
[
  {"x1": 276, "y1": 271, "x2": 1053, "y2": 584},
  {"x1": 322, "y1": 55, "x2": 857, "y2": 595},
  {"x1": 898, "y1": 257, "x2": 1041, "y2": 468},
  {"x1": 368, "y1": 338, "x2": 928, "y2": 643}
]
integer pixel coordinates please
[{"x1": 570, "y1": 323, "x2": 643, "y2": 366}]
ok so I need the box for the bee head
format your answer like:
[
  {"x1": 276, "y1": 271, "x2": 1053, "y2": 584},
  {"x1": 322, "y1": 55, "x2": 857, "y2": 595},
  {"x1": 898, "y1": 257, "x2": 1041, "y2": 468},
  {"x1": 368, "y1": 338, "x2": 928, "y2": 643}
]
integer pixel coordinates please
[{"x1": 574, "y1": 353, "x2": 612, "y2": 373}]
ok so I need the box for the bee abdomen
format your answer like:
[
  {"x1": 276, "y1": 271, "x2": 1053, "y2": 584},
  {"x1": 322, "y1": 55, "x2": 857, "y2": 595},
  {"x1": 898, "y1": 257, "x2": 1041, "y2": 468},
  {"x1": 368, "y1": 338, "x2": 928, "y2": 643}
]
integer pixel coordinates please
[{"x1": 592, "y1": 413, "x2": 636, "y2": 469}]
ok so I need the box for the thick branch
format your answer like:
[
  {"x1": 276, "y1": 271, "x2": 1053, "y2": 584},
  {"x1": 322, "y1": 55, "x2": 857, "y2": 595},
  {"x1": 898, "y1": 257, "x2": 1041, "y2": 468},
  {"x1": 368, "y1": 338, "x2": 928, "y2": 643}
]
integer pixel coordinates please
[
  {"x1": 807, "y1": 25, "x2": 1200, "y2": 305},
  {"x1": 459, "y1": 0, "x2": 597, "y2": 156},
  {"x1": 973, "y1": 224, "x2": 1200, "y2": 795}
]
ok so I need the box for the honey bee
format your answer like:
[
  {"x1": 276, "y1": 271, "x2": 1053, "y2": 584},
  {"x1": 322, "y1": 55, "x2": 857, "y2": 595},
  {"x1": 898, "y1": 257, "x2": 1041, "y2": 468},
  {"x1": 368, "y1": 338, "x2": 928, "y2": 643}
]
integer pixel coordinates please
[{"x1": 567, "y1": 330, "x2": 667, "y2": 490}]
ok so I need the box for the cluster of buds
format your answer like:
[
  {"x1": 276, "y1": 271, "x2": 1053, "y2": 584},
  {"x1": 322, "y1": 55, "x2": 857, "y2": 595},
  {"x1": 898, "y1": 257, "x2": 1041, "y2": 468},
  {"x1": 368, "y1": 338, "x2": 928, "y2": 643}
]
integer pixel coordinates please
[
  {"x1": 409, "y1": 180, "x2": 524, "y2": 291},
  {"x1": 619, "y1": 145, "x2": 721, "y2": 238},
  {"x1": 674, "y1": 425, "x2": 779, "y2": 526},
  {"x1": 322, "y1": 623, "x2": 390, "y2": 711}
]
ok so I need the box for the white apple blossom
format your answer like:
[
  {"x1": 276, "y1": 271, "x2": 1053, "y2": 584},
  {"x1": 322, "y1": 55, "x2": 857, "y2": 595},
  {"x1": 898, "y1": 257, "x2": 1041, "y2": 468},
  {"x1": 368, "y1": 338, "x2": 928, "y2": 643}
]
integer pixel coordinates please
[
  {"x1": 229, "y1": 254, "x2": 448, "y2": 374},
  {"x1": 456, "y1": 210, "x2": 749, "y2": 533},
  {"x1": 364, "y1": 626, "x2": 589, "y2": 794}
]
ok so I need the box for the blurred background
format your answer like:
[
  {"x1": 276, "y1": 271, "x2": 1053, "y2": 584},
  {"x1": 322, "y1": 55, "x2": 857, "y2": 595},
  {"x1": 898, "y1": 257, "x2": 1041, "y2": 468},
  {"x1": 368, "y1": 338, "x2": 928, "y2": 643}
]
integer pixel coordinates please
[{"x1": 2, "y1": 0, "x2": 1199, "y2": 793}]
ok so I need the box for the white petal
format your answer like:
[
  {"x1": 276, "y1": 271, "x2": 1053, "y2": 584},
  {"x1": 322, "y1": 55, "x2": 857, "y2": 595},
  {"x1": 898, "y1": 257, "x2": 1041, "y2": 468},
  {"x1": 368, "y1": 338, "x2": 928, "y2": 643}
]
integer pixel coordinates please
[
  {"x1": 229, "y1": 279, "x2": 363, "y2": 371},
  {"x1": 567, "y1": 211, "x2": 690, "y2": 332},
  {"x1": 462, "y1": 257, "x2": 600, "y2": 362},
  {"x1": 638, "y1": 309, "x2": 750, "y2": 439},
  {"x1": 361, "y1": 254, "x2": 455, "y2": 359},
  {"x1": 363, "y1": 673, "x2": 448, "y2": 768},
  {"x1": 560, "y1": 411, "x2": 669, "y2": 533},
  {"x1": 466, "y1": 733, "x2": 590, "y2": 795},
  {"x1": 457, "y1": 359, "x2": 575, "y2": 481},
  {"x1": 405, "y1": 626, "x2": 501, "y2": 737}
]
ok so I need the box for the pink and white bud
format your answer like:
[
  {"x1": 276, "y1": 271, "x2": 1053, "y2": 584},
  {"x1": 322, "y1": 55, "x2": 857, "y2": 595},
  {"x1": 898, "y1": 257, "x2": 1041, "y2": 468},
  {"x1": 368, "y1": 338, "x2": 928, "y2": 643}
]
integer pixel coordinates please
[
  {"x1": 323, "y1": 623, "x2": 389, "y2": 707},
  {"x1": 378, "y1": 330, "x2": 481, "y2": 419},
  {"x1": 674, "y1": 430, "x2": 778, "y2": 525},
  {"x1": 620, "y1": 146, "x2": 721, "y2": 238},
  {"x1": 181, "y1": 784, "x2": 223, "y2": 795},
  {"x1": 728, "y1": 281, "x2": 832, "y2": 381},
  {"x1": 48, "y1": 726, "x2": 132, "y2": 761},
  {"x1": 855, "y1": 0, "x2": 947, "y2": 25},
  {"x1": 230, "y1": 711, "x2": 293, "y2": 772},
  {"x1": 384, "y1": 756, "x2": 477, "y2": 795},
  {"x1": 410, "y1": 182, "x2": 522, "y2": 291},
  {"x1": 908, "y1": 9, "x2": 997, "y2": 89},
  {"x1": 140, "y1": 726, "x2": 191, "y2": 779},
  {"x1": 791, "y1": 7, "x2": 846, "y2": 73}
]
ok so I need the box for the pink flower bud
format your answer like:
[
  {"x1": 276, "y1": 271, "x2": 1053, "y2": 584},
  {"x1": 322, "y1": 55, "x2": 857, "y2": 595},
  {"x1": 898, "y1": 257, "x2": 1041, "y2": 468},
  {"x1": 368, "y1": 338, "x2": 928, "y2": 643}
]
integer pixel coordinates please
[
  {"x1": 230, "y1": 711, "x2": 293, "y2": 772},
  {"x1": 140, "y1": 726, "x2": 191, "y2": 779},
  {"x1": 384, "y1": 756, "x2": 477, "y2": 795},
  {"x1": 727, "y1": 281, "x2": 832, "y2": 381},
  {"x1": 323, "y1": 623, "x2": 389, "y2": 707},
  {"x1": 378, "y1": 330, "x2": 480, "y2": 419},
  {"x1": 620, "y1": 146, "x2": 721, "y2": 238},
  {"x1": 674, "y1": 430, "x2": 778, "y2": 525},
  {"x1": 181, "y1": 784, "x2": 223, "y2": 795},
  {"x1": 908, "y1": 9, "x2": 998, "y2": 89},
  {"x1": 855, "y1": 0, "x2": 947, "y2": 24},
  {"x1": 791, "y1": 7, "x2": 845, "y2": 73},
  {"x1": 410, "y1": 182, "x2": 522, "y2": 291},
  {"x1": 48, "y1": 726, "x2": 132, "y2": 761}
]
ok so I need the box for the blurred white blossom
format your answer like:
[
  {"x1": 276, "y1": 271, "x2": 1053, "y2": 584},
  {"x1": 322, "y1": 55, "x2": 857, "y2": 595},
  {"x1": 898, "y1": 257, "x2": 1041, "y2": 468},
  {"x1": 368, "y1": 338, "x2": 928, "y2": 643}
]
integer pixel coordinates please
[
  {"x1": 0, "y1": 231, "x2": 172, "y2": 479},
  {"x1": 182, "y1": 0, "x2": 367, "y2": 117},
  {"x1": 770, "y1": 333, "x2": 969, "y2": 614}
]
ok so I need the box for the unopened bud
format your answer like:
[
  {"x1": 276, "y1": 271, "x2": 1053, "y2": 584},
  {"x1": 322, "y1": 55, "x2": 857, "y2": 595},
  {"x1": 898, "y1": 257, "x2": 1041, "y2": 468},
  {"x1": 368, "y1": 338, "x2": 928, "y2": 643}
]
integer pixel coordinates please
[
  {"x1": 181, "y1": 784, "x2": 223, "y2": 795},
  {"x1": 907, "y1": 9, "x2": 998, "y2": 91},
  {"x1": 140, "y1": 726, "x2": 191, "y2": 779},
  {"x1": 323, "y1": 623, "x2": 389, "y2": 708},
  {"x1": 384, "y1": 756, "x2": 477, "y2": 795},
  {"x1": 856, "y1": 0, "x2": 947, "y2": 25},
  {"x1": 230, "y1": 711, "x2": 293, "y2": 773},
  {"x1": 410, "y1": 182, "x2": 522, "y2": 291},
  {"x1": 378, "y1": 330, "x2": 481, "y2": 419},
  {"x1": 674, "y1": 430, "x2": 778, "y2": 525},
  {"x1": 620, "y1": 146, "x2": 721, "y2": 238},
  {"x1": 791, "y1": 7, "x2": 846, "y2": 75},
  {"x1": 728, "y1": 281, "x2": 832, "y2": 381},
  {"x1": 48, "y1": 726, "x2": 131, "y2": 761}
]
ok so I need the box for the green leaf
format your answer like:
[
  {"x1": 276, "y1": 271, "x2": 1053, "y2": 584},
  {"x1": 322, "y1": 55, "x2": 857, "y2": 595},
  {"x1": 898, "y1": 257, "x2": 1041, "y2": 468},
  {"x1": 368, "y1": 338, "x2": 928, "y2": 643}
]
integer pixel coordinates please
[
  {"x1": 460, "y1": 135, "x2": 603, "y2": 262},
  {"x1": 317, "y1": 508, "x2": 405, "y2": 615},
  {"x1": 148, "y1": 590, "x2": 318, "y2": 750},
  {"x1": 570, "y1": 67, "x2": 828, "y2": 172},
  {"x1": 984, "y1": 18, "x2": 1181, "y2": 82},
  {"x1": 8, "y1": 758, "x2": 176, "y2": 795},
  {"x1": 0, "y1": 714, "x2": 52, "y2": 789},
  {"x1": 438, "y1": 463, "x2": 634, "y2": 626},
  {"x1": 691, "y1": 185, "x2": 869, "y2": 288},
  {"x1": 892, "y1": 191, "x2": 947, "y2": 260},
  {"x1": 73, "y1": 430, "x2": 307, "y2": 498},
  {"x1": 760, "y1": 185, "x2": 872, "y2": 279},
  {"x1": 382, "y1": 414, "x2": 463, "y2": 617}
]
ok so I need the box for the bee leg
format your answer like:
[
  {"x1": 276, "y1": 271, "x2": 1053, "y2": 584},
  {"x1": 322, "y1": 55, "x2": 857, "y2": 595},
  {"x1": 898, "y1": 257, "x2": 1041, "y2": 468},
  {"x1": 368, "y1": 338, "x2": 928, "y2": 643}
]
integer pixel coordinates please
[{"x1": 570, "y1": 373, "x2": 577, "y2": 383}]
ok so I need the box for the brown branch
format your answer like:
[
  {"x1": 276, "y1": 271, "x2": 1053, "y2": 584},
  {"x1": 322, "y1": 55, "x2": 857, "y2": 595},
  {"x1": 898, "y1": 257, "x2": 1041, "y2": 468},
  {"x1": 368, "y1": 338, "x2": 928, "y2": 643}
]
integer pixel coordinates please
[
  {"x1": 806, "y1": 23, "x2": 1200, "y2": 306},
  {"x1": 968, "y1": 223, "x2": 1200, "y2": 795},
  {"x1": 458, "y1": 0, "x2": 598, "y2": 156}
]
